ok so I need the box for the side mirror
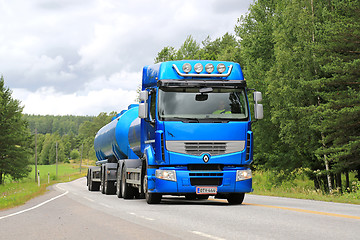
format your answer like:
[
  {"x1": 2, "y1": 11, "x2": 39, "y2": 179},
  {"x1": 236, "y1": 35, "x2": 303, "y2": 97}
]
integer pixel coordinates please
[
  {"x1": 139, "y1": 91, "x2": 149, "y2": 102},
  {"x1": 253, "y1": 91, "x2": 262, "y2": 102},
  {"x1": 253, "y1": 91, "x2": 264, "y2": 120},
  {"x1": 138, "y1": 103, "x2": 148, "y2": 119}
]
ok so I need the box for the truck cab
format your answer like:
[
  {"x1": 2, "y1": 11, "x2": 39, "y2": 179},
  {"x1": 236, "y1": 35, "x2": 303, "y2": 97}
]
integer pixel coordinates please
[{"x1": 138, "y1": 60, "x2": 263, "y2": 204}]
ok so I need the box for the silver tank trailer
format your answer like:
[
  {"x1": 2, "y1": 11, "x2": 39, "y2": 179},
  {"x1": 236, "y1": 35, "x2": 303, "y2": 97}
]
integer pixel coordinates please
[{"x1": 94, "y1": 104, "x2": 141, "y2": 162}]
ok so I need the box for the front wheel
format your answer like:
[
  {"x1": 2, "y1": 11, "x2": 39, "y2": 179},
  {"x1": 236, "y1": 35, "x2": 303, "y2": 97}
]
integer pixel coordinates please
[
  {"x1": 144, "y1": 175, "x2": 161, "y2": 204},
  {"x1": 227, "y1": 193, "x2": 245, "y2": 205},
  {"x1": 143, "y1": 168, "x2": 161, "y2": 204}
]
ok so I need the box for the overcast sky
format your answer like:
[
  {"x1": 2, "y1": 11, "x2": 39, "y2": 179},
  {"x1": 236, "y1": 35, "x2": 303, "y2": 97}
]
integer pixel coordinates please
[{"x1": 1, "y1": 0, "x2": 252, "y2": 116}]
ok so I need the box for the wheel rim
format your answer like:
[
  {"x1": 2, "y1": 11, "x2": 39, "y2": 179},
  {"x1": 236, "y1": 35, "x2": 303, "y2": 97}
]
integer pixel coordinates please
[
  {"x1": 121, "y1": 170, "x2": 126, "y2": 197},
  {"x1": 116, "y1": 169, "x2": 121, "y2": 196}
]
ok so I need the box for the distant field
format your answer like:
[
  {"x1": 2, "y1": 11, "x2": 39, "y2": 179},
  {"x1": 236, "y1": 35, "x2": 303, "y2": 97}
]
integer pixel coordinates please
[
  {"x1": 0, "y1": 164, "x2": 88, "y2": 210},
  {"x1": 30, "y1": 164, "x2": 87, "y2": 182}
]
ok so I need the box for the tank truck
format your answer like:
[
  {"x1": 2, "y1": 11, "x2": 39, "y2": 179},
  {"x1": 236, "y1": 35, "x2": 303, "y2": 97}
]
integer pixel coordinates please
[{"x1": 87, "y1": 60, "x2": 263, "y2": 204}]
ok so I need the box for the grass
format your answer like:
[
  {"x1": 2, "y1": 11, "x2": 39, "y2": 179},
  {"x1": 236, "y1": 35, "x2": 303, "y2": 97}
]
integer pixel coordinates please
[
  {"x1": 2, "y1": 164, "x2": 359, "y2": 210},
  {"x1": 251, "y1": 170, "x2": 360, "y2": 205},
  {"x1": 0, "y1": 163, "x2": 88, "y2": 210}
]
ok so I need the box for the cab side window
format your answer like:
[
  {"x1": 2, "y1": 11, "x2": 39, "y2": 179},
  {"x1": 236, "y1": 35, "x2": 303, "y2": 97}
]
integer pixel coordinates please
[{"x1": 149, "y1": 91, "x2": 156, "y2": 121}]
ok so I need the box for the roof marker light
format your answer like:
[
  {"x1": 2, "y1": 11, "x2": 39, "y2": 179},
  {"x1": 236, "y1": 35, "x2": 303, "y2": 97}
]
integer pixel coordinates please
[
  {"x1": 205, "y1": 63, "x2": 214, "y2": 73},
  {"x1": 194, "y1": 63, "x2": 203, "y2": 73},
  {"x1": 182, "y1": 63, "x2": 191, "y2": 73},
  {"x1": 217, "y1": 63, "x2": 226, "y2": 74}
]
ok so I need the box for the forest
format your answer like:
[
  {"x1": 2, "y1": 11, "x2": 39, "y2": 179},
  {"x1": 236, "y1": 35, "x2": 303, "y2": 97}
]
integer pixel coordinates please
[
  {"x1": 23, "y1": 113, "x2": 116, "y2": 165},
  {"x1": 154, "y1": 0, "x2": 360, "y2": 193},
  {"x1": 1, "y1": 0, "x2": 359, "y2": 193}
]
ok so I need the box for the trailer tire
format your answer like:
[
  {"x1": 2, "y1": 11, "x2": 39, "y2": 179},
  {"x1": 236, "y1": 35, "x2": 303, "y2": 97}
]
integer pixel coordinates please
[
  {"x1": 227, "y1": 193, "x2": 245, "y2": 205},
  {"x1": 121, "y1": 166, "x2": 134, "y2": 199},
  {"x1": 100, "y1": 168, "x2": 105, "y2": 194},
  {"x1": 105, "y1": 180, "x2": 116, "y2": 195},
  {"x1": 116, "y1": 166, "x2": 122, "y2": 198},
  {"x1": 88, "y1": 169, "x2": 100, "y2": 191}
]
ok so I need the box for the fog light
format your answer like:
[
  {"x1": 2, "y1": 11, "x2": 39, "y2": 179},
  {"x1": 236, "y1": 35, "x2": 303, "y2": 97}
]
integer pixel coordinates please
[
  {"x1": 182, "y1": 63, "x2": 191, "y2": 73},
  {"x1": 205, "y1": 63, "x2": 214, "y2": 73},
  {"x1": 194, "y1": 63, "x2": 203, "y2": 73},
  {"x1": 217, "y1": 63, "x2": 226, "y2": 73},
  {"x1": 236, "y1": 169, "x2": 252, "y2": 181},
  {"x1": 156, "y1": 170, "x2": 177, "y2": 182}
]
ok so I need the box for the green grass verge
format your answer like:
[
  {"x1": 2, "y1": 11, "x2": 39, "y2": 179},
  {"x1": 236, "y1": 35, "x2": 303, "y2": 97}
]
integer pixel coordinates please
[
  {"x1": 2, "y1": 166, "x2": 359, "y2": 209},
  {"x1": 251, "y1": 170, "x2": 360, "y2": 204},
  {"x1": 0, "y1": 164, "x2": 87, "y2": 210}
]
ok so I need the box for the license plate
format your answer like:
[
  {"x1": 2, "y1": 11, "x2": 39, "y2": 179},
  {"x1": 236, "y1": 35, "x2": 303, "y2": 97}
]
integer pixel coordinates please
[{"x1": 196, "y1": 186, "x2": 217, "y2": 195}]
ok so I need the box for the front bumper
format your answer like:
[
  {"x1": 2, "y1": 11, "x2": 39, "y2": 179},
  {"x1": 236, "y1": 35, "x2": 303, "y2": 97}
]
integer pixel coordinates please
[{"x1": 146, "y1": 166, "x2": 253, "y2": 194}]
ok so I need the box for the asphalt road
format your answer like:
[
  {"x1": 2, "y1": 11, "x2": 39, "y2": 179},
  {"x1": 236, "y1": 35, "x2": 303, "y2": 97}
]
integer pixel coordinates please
[{"x1": 1, "y1": 177, "x2": 359, "y2": 240}]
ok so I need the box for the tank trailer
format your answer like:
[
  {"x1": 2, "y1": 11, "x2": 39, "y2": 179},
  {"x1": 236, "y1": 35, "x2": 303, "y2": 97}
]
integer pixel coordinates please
[{"x1": 87, "y1": 60, "x2": 263, "y2": 204}]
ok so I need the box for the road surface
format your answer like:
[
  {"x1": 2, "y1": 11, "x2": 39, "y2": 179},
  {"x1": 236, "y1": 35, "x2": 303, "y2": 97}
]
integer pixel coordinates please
[{"x1": 1, "y1": 177, "x2": 359, "y2": 240}]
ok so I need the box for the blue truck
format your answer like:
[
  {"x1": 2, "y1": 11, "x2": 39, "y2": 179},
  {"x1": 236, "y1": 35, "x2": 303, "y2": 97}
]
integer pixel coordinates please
[{"x1": 87, "y1": 60, "x2": 263, "y2": 204}]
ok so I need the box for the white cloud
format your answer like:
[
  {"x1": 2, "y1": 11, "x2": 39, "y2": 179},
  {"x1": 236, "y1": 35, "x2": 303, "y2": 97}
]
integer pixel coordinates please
[
  {"x1": 1, "y1": 0, "x2": 252, "y2": 116},
  {"x1": 13, "y1": 87, "x2": 138, "y2": 116}
]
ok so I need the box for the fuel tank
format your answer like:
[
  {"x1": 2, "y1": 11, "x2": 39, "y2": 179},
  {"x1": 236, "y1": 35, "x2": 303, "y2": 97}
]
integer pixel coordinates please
[{"x1": 94, "y1": 104, "x2": 141, "y2": 161}]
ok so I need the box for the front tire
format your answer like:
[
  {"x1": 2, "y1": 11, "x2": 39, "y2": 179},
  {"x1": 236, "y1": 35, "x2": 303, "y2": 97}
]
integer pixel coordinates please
[
  {"x1": 227, "y1": 193, "x2": 245, "y2": 205},
  {"x1": 143, "y1": 172, "x2": 161, "y2": 204}
]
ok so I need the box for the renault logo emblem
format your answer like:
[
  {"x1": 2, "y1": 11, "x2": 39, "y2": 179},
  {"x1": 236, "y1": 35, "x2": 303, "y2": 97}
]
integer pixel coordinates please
[{"x1": 203, "y1": 154, "x2": 210, "y2": 163}]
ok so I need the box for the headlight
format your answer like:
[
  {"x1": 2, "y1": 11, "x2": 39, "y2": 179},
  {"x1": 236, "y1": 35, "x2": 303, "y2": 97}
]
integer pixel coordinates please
[
  {"x1": 194, "y1": 63, "x2": 203, "y2": 73},
  {"x1": 217, "y1": 63, "x2": 226, "y2": 73},
  {"x1": 236, "y1": 169, "x2": 252, "y2": 181},
  {"x1": 156, "y1": 170, "x2": 177, "y2": 182},
  {"x1": 205, "y1": 63, "x2": 214, "y2": 73},
  {"x1": 182, "y1": 63, "x2": 191, "y2": 73}
]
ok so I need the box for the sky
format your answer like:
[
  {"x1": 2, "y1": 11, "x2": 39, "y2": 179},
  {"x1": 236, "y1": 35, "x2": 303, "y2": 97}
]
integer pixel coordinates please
[{"x1": 0, "y1": 0, "x2": 252, "y2": 116}]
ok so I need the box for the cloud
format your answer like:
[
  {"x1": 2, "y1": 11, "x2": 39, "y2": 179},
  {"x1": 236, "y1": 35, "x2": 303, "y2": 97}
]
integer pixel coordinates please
[
  {"x1": 13, "y1": 87, "x2": 138, "y2": 116},
  {"x1": 1, "y1": 0, "x2": 251, "y2": 115}
]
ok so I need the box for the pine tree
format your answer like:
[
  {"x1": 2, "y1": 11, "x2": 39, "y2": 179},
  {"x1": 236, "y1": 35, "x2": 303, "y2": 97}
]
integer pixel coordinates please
[
  {"x1": 0, "y1": 76, "x2": 32, "y2": 184},
  {"x1": 311, "y1": 0, "x2": 360, "y2": 183}
]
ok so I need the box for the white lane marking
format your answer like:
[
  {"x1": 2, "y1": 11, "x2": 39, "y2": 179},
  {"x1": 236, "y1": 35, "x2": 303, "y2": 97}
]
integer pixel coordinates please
[
  {"x1": 191, "y1": 231, "x2": 226, "y2": 240},
  {"x1": 141, "y1": 216, "x2": 155, "y2": 221},
  {"x1": 100, "y1": 203, "x2": 112, "y2": 208},
  {"x1": 83, "y1": 197, "x2": 95, "y2": 202},
  {"x1": 128, "y1": 212, "x2": 154, "y2": 221},
  {"x1": 0, "y1": 190, "x2": 68, "y2": 220}
]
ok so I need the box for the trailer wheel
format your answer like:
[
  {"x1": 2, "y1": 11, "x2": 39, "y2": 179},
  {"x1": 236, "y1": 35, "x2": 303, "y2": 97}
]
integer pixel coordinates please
[
  {"x1": 227, "y1": 193, "x2": 245, "y2": 205},
  {"x1": 121, "y1": 166, "x2": 134, "y2": 199},
  {"x1": 116, "y1": 166, "x2": 122, "y2": 198},
  {"x1": 88, "y1": 169, "x2": 100, "y2": 191},
  {"x1": 105, "y1": 180, "x2": 116, "y2": 195},
  {"x1": 100, "y1": 168, "x2": 105, "y2": 194},
  {"x1": 143, "y1": 168, "x2": 161, "y2": 204}
]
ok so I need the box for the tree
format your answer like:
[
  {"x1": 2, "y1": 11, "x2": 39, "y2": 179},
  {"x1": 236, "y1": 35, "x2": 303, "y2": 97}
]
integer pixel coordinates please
[
  {"x1": 310, "y1": 0, "x2": 360, "y2": 185},
  {"x1": 154, "y1": 46, "x2": 176, "y2": 63},
  {"x1": 176, "y1": 35, "x2": 200, "y2": 60},
  {"x1": 0, "y1": 76, "x2": 32, "y2": 184},
  {"x1": 70, "y1": 149, "x2": 80, "y2": 160}
]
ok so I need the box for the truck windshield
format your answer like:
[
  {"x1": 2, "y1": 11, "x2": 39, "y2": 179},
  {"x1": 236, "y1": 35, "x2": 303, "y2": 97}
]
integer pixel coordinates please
[{"x1": 158, "y1": 87, "x2": 249, "y2": 121}]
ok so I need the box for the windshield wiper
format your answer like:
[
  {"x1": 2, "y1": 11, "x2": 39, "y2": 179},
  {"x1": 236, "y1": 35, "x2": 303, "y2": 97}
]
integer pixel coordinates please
[{"x1": 167, "y1": 117, "x2": 199, "y2": 123}]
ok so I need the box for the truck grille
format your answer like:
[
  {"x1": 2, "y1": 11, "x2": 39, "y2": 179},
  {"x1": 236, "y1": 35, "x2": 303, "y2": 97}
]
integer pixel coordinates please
[
  {"x1": 185, "y1": 142, "x2": 226, "y2": 155},
  {"x1": 166, "y1": 141, "x2": 245, "y2": 156}
]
